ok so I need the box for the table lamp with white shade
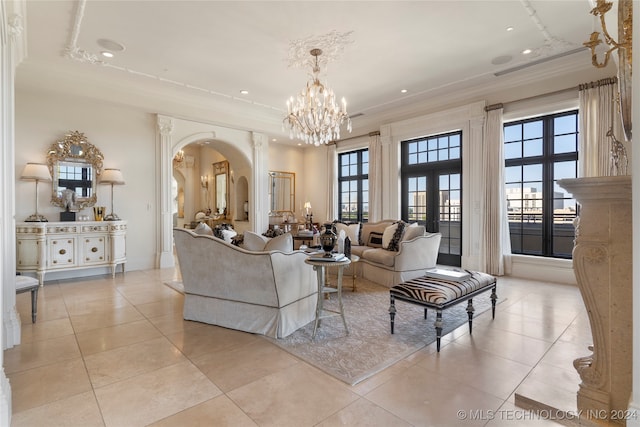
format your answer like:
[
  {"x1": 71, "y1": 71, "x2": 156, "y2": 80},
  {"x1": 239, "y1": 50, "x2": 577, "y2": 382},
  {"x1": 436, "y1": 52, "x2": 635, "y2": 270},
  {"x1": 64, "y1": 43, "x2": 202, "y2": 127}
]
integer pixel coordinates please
[
  {"x1": 100, "y1": 168, "x2": 125, "y2": 221},
  {"x1": 21, "y1": 163, "x2": 52, "y2": 222}
]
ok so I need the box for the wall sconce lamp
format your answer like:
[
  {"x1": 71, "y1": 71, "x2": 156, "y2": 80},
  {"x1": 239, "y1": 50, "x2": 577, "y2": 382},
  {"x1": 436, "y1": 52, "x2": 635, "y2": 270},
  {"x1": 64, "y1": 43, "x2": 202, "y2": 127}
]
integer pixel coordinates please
[
  {"x1": 100, "y1": 168, "x2": 125, "y2": 221},
  {"x1": 21, "y1": 163, "x2": 52, "y2": 222},
  {"x1": 583, "y1": 0, "x2": 632, "y2": 69},
  {"x1": 201, "y1": 175, "x2": 209, "y2": 189}
]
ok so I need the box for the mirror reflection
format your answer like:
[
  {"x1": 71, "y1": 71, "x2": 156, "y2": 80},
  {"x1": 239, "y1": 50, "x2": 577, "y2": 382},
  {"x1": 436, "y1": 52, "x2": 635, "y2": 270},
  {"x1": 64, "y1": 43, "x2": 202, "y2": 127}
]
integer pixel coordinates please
[
  {"x1": 269, "y1": 171, "x2": 295, "y2": 213},
  {"x1": 46, "y1": 131, "x2": 104, "y2": 209},
  {"x1": 213, "y1": 160, "x2": 229, "y2": 217}
]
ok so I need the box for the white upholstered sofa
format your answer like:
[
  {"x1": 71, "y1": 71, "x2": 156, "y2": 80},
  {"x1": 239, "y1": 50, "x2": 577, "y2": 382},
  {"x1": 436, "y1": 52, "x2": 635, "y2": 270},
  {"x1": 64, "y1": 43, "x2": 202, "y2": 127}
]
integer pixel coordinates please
[
  {"x1": 173, "y1": 228, "x2": 317, "y2": 338},
  {"x1": 336, "y1": 219, "x2": 442, "y2": 288}
]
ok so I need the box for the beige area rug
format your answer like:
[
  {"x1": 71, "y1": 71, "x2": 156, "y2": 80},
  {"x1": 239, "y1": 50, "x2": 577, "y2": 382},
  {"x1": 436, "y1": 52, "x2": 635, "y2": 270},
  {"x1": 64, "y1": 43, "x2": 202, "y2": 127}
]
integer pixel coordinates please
[
  {"x1": 164, "y1": 278, "x2": 498, "y2": 386},
  {"x1": 265, "y1": 278, "x2": 499, "y2": 386}
]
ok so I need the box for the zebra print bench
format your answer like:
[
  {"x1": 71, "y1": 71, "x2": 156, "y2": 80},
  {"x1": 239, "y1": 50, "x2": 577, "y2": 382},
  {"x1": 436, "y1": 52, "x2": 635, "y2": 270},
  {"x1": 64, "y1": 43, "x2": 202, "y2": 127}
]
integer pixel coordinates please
[{"x1": 389, "y1": 271, "x2": 497, "y2": 352}]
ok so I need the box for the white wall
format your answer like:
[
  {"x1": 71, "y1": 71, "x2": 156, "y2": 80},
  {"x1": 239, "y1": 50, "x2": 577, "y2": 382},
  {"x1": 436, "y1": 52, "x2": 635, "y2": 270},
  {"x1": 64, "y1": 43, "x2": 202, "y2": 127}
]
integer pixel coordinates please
[{"x1": 15, "y1": 89, "x2": 158, "y2": 273}]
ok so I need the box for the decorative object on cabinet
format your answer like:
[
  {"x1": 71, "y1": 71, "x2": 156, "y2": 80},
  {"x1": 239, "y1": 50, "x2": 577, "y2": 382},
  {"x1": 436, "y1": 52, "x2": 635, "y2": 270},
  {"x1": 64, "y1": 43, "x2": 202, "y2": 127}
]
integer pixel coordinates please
[
  {"x1": 16, "y1": 221, "x2": 127, "y2": 285},
  {"x1": 47, "y1": 130, "x2": 104, "y2": 209},
  {"x1": 269, "y1": 171, "x2": 295, "y2": 214},
  {"x1": 100, "y1": 168, "x2": 125, "y2": 221},
  {"x1": 21, "y1": 163, "x2": 52, "y2": 222},
  {"x1": 93, "y1": 206, "x2": 105, "y2": 221}
]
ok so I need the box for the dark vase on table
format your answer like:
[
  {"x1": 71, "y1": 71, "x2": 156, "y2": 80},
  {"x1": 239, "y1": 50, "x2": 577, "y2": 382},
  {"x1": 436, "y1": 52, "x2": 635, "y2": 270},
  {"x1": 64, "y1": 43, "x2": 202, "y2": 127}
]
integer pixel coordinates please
[{"x1": 320, "y1": 223, "x2": 337, "y2": 257}]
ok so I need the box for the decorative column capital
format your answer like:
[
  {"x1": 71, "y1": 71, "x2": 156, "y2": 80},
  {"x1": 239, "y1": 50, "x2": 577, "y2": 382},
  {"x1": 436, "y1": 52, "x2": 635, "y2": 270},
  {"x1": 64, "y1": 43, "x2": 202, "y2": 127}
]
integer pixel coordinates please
[
  {"x1": 8, "y1": 14, "x2": 23, "y2": 40},
  {"x1": 157, "y1": 116, "x2": 174, "y2": 136}
]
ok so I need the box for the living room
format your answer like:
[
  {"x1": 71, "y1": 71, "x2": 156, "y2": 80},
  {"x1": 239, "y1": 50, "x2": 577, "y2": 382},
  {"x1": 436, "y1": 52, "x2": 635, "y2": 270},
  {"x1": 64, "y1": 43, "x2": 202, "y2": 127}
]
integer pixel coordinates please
[{"x1": 2, "y1": 1, "x2": 639, "y2": 426}]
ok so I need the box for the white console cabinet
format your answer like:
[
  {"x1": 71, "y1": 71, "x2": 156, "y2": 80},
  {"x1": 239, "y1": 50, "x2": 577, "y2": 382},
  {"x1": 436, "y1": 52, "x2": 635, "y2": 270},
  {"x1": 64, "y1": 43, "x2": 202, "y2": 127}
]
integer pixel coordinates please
[{"x1": 16, "y1": 221, "x2": 126, "y2": 285}]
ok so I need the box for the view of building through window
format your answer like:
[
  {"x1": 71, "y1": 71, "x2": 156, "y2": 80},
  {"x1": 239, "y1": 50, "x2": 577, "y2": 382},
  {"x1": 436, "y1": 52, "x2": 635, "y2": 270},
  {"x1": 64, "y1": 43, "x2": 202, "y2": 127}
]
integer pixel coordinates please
[
  {"x1": 504, "y1": 110, "x2": 578, "y2": 258},
  {"x1": 338, "y1": 149, "x2": 369, "y2": 222},
  {"x1": 401, "y1": 131, "x2": 462, "y2": 266}
]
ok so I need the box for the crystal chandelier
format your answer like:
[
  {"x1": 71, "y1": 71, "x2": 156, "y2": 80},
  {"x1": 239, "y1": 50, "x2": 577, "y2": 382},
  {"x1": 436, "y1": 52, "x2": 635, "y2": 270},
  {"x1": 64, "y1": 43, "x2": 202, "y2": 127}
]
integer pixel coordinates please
[{"x1": 284, "y1": 48, "x2": 352, "y2": 146}]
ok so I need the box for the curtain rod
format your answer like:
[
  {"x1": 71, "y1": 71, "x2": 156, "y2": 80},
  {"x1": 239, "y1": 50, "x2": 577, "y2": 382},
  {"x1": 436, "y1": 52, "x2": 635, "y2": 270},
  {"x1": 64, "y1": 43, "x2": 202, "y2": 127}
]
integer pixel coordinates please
[
  {"x1": 335, "y1": 131, "x2": 380, "y2": 144},
  {"x1": 486, "y1": 76, "x2": 617, "y2": 112}
]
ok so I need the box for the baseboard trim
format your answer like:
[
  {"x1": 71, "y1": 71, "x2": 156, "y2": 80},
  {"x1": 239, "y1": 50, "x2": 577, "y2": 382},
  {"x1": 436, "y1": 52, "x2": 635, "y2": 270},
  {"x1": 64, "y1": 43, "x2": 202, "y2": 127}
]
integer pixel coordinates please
[
  {"x1": 3, "y1": 306, "x2": 21, "y2": 349},
  {"x1": 0, "y1": 368, "x2": 12, "y2": 426}
]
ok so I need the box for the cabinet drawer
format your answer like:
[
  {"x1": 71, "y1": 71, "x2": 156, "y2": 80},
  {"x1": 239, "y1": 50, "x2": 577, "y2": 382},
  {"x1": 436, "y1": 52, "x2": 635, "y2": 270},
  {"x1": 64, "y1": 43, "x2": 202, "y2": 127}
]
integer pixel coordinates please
[
  {"x1": 82, "y1": 236, "x2": 107, "y2": 264},
  {"x1": 49, "y1": 238, "x2": 76, "y2": 268},
  {"x1": 17, "y1": 239, "x2": 41, "y2": 268}
]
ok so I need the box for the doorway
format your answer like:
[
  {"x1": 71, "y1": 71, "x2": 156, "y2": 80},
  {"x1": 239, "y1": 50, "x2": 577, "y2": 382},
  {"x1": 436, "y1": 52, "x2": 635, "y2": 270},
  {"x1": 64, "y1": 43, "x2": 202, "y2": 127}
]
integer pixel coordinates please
[{"x1": 401, "y1": 131, "x2": 462, "y2": 266}]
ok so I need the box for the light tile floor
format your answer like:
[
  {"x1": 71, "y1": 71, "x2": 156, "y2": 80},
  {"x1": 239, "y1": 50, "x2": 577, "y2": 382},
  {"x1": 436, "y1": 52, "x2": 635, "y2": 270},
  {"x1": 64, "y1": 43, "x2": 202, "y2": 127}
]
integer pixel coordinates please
[{"x1": 6, "y1": 269, "x2": 592, "y2": 426}]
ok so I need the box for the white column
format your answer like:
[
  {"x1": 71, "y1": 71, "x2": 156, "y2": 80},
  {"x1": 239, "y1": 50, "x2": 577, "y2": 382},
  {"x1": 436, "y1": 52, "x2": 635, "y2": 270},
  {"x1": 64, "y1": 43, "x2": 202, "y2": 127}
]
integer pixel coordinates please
[
  {"x1": 463, "y1": 115, "x2": 486, "y2": 271},
  {"x1": 251, "y1": 132, "x2": 269, "y2": 233},
  {"x1": 157, "y1": 114, "x2": 175, "y2": 268},
  {"x1": 379, "y1": 125, "x2": 395, "y2": 220},
  {"x1": 0, "y1": 1, "x2": 27, "y2": 423}
]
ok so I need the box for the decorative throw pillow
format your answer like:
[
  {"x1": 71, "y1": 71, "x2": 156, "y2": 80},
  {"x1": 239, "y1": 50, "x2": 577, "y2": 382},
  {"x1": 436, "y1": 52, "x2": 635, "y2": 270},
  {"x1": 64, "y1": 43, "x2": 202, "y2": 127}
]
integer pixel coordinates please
[
  {"x1": 263, "y1": 228, "x2": 284, "y2": 238},
  {"x1": 383, "y1": 221, "x2": 406, "y2": 251},
  {"x1": 367, "y1": 231, "x2": 384, "y2": 248},
  {"x1": 264, "y1": 232, "x2": 293, "y2": 252},
  {"x1": 402, "y1": 223, "x2": 425, "y2": 242},
  {"x1": 243, "y1": 231, "x2": 269, "y2": 251},
  {"x1": 333, "y1": 222, "x2": 360, "y2": 245},
  {"x1": 194, "y1": 222, "x2": 213, "y2": 236}
]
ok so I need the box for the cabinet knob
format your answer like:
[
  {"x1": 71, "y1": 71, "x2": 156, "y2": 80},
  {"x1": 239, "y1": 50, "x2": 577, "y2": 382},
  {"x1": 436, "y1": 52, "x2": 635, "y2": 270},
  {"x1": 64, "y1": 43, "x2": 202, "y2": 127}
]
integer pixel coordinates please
[
  {"x1": 91, "y1": 247, "x2": 98, "y2": 253},
  {"x1": 59, "y1": 249, "x2": 66, "y2": 255}
]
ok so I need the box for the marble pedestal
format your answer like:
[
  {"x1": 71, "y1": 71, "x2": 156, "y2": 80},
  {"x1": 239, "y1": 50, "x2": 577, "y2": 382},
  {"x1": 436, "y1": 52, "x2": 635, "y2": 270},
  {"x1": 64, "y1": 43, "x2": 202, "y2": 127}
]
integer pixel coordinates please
[{"x1": 559, "y1": 176, "x2": 632, "y2": 425}]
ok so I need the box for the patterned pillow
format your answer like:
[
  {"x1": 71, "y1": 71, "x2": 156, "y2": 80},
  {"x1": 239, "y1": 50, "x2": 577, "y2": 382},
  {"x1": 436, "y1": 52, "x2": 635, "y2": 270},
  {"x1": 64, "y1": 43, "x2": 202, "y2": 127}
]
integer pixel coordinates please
[
  {"x1": 367, "y1": 231, "x2": 384, "y2": 248},
  {"x1": 383, "y1": 221, "x2": 407, "y2": 251}
]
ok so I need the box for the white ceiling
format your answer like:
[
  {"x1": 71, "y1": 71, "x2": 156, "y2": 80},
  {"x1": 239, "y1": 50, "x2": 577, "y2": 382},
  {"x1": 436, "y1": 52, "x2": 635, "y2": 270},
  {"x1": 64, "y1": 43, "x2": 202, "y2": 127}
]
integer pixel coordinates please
[{"x1": 16, "y1": 0, "x2": 617, "y2": 144}]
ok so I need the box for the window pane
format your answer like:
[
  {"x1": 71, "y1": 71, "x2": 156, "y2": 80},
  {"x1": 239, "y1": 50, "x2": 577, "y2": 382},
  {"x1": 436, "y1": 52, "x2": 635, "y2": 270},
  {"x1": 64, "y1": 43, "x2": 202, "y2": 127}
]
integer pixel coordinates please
[
  {"x1": 523, "y1": 164, "x2": 542, "y2": 182},
  {"x1": 555, "y1": 114, "x2": 577, "y2": 134},
  {"x1": 554, "y1": 134, "x2": 577, "y2": 154},
  {"x1": 524, "y1": 138, "x2": 542, "y2": 157},
  {"x1": 505, "y1": 142, "x2": 522, "y2": 159},
  {"x1": 504, "y1": 124, "x2": 521, "y2": 143},
  {"x1": 524, "y1": 121, "x2": 542, "y2": 139}
]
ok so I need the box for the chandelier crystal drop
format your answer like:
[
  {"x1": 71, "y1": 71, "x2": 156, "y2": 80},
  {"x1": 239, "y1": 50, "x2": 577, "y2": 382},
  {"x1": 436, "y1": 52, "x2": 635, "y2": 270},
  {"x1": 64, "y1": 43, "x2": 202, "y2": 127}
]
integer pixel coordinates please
[{"x1": 284, "y1": 48, "x2": 352, "y2": 146}]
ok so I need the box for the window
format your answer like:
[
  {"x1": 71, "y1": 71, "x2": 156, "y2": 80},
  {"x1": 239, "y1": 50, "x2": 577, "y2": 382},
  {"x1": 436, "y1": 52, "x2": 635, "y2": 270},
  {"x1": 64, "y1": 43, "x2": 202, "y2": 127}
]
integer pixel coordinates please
[
  {"x1": 504, "y1": 110, "x2": 578, "y2": 258},
  {"x1": 401, "y1": 131, "x2": 462, "y2": 266},
  {"x1": 338, "y1": 149, "x2": 368, "y2": 222}
]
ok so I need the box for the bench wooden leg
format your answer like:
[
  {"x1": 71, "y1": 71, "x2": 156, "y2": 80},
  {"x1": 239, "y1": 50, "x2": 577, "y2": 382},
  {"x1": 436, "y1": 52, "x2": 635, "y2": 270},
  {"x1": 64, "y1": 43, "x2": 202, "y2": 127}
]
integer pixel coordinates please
[
  {"x1": 389, "y1": 295, "x2": 396, "y2": 334},
  {"x1": 466, "y1": 299, "x2": 475, "y2": 334},
  {"x1": 435, "y1": 310, "x2": 443, "y2": 352}
]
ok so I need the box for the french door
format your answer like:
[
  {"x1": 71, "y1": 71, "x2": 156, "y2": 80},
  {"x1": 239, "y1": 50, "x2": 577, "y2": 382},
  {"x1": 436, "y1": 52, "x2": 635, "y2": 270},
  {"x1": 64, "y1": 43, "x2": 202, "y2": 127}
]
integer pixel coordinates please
[{"x1": 401, "y1": 131, "x2": 462, "y2": 266}]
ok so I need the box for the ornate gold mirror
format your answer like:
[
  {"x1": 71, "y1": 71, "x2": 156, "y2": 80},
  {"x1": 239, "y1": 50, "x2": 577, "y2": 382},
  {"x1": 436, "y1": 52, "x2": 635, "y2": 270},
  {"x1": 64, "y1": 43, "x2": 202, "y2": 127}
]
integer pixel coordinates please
[
  {"x1": 213, "y1": 160, "x2": 229, "y2": 217},
  {"x1": 46, "y1": 131, "x2": 104, "y2": 209},
  {"x1": 269, "y1": 171, "x2": 295, "y2": 213}
]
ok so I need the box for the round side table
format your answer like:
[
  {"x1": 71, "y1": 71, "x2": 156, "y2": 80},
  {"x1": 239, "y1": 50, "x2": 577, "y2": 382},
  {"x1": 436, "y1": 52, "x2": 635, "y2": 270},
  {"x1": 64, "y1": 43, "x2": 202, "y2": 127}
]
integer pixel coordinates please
[{"x1": 305, "y1": 257, "x2": 351, "y2": 338}]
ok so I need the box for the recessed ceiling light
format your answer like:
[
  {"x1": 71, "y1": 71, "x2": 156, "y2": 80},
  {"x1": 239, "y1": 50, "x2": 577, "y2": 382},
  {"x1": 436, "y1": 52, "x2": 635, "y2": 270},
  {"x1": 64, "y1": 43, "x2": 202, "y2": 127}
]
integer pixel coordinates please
[
  {"x1": 240, "y1": 90, "x2": 249, "y2": 95},
  {"x1": 101, "y1": 51, "x2": 114, "y2": 58},
  {"x1": 522, "y1": 48, "x2": 532, "y2": 55},
  {"x1": 97, "y1": 38, "x2": 125, "y2": 52},
  {"x1": 400, "y1": 89, "x2": 408, "y2": 93},
  {"x1": 272, "y1": 138, "x2": 277, "y2": 142},
  {"x1": 506, "y1": 26, "x2": 514, "y2": 32}
]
